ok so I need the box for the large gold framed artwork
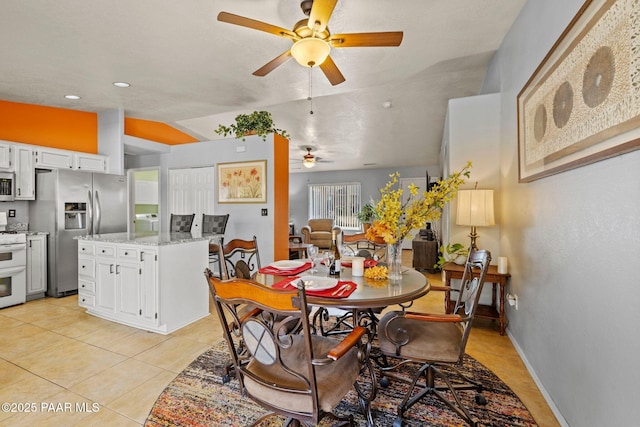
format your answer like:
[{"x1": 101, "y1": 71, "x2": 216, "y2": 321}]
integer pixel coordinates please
[
  {"x1": 217, "y1": 160, "x2": 267, "y2": 203},
  {"x1": 518, "y1": 0, "x2": 640, "y2": 182}
]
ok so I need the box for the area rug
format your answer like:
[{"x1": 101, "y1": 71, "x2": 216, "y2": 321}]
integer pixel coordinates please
[{"x1": 145, "y1": 340, "x2": 537, "y2": 427}]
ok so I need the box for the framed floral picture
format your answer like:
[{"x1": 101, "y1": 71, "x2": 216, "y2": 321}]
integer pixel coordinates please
[{"x1": 217, "y1": 160, "x2": 267, "y2": 203}]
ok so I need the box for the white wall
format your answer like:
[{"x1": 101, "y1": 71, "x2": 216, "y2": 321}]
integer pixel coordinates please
[
  {"x1": 128, "y1": 134, "x2": 279, "y2": 264},
  {"x1": 444, "y1": 93, "x2": 501, "y2": 257},
  {"x1": 485, "y1": 0, "x2": 640, "y2": 425}
]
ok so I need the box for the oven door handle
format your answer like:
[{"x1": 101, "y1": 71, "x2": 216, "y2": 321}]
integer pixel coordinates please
[
  {"x1": 0, "y1": 244, "x2": 27, "y2": 252},
  {"x1": 0, "y1": 266, "x2": 26, "y2": 275}
]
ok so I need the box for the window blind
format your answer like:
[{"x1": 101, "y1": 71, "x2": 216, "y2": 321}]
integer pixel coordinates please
[{"x1": 308, "y1": 182, "x2": 361, "y2": 230}]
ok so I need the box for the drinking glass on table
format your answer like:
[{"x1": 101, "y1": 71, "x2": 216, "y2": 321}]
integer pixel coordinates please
[{"x1": 307, "y1": 245, "x2": 319, "y2": 274}]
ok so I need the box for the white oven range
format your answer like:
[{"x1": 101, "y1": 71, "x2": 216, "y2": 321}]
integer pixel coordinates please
[{"x1": 0, "y1": 232, "x2": 27, "y2": 309}]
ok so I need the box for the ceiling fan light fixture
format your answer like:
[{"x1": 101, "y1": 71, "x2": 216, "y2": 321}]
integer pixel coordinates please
[
  {"x1": 291, "y1": 37, "x2": 330, "y2": 67},
  {"x1": 303, "y1": 157, "x2": 316, "y2": 168}
]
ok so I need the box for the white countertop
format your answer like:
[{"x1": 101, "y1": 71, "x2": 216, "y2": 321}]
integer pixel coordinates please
[{"x1": 75, "y1": 231, "x2": 222, "y2": 246}]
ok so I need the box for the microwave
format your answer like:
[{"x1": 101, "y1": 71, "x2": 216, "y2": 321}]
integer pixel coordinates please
[{"x1": 0, "y1": 172, "x2": 15, "y2": 201}]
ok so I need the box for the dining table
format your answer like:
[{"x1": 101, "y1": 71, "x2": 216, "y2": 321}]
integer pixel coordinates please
[{"x1": 256, "y1": 261, "x2": 430, "y2": 326}]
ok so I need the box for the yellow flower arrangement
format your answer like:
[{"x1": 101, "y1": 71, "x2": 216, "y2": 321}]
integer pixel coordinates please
[{"x1": 366, "y1": 161, "x2": 472, "y2": 245}]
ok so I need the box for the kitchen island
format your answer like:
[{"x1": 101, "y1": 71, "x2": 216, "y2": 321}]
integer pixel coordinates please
[{"x1": 75, "y1": 232, "x2": 211, "y2": 334}]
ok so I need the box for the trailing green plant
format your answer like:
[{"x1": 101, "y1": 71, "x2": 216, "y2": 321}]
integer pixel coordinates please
[
  {"x1": 434, "y1": 242, "x2": 469, "y2": 269},
  {"x1": 214, "y1": 110, "x2": 290, "y2": 141},
  {"x1": 356, "y1": 203, "x2": 378, "y2": 224}
]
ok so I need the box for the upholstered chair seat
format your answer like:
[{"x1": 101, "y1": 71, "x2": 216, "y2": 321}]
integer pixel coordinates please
[{"x1": 244, "y1": 334, "x2": 360, "y2": 413}]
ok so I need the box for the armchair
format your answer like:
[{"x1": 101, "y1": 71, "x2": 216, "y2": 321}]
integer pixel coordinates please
[
  {"x1": 377, "y1": 249, "x2": 491, "y2": 426},
  {"x1": 301, "y1": 219, "x2": 341, "y2": 249},
  {"x1": 204, "y1": 269, "x2": 374, "y2": 426}
]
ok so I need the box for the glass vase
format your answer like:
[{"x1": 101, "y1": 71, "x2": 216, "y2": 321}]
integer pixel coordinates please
[{"x1": 386, "y1": 241, "x2": 403, "y2": 281}]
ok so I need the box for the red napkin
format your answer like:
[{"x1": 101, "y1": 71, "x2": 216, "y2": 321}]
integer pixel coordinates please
[
  {"x1": 259, "y1": 262, "x2": 312, "y2": 276},
  {"x1": 341, "y1": 259, "x2": 378, "y2": 268},
  {"x1": 272, "y1": 277, "x2": 357, "y2": 298}
]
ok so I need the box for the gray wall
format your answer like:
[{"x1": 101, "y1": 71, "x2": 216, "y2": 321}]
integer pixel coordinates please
[
  {"x1": 288, "y1": 165, "x2": 436, "y2": 235},
  {"x1": 485, "y1": 0, "x2": 640, "y2": 425}
]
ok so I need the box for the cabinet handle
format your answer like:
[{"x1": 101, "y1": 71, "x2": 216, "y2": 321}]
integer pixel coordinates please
[
  {"x1": 124, "y1": 251, "x2": 128, "y2": 255},
  {"x1": 116, "y1": 265, "x2": 120, "y2": 274},
  {"x1": 110, "y1": 264, "x2": 114, "y2": 274}
]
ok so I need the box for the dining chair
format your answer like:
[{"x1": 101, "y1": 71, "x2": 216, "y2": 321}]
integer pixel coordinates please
[
  {"x1": 204, "y1": 268, "x2": 375, "y2": 427},
  {"x1": 377, "y1": 249, "x2": 491, "y2": 426},
  {"x1": 221, "y1": 235, "x2": 261, "y2": 279},
  {"x1": 341, "y1": 232, "x2": 386, "y2": 261},
  {"x1": 169, "y1": 213, "x2": 195, "y2": 232}
]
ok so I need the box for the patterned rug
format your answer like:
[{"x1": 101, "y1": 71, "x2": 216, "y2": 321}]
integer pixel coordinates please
[{"x1": 145, "y1": 340, "x2": 537, "y2": 427}]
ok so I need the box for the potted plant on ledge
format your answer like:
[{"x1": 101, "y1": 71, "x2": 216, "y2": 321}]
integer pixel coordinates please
[{"x1": 215, "y1": 110, "x2": 290, "y2": 141}]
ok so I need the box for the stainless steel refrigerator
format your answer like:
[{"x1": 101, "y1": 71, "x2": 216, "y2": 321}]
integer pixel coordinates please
[{"x1": 29, "y1": 169, "x2": 128, "y2": 297}]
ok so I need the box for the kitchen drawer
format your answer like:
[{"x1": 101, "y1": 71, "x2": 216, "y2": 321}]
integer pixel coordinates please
[
  {"x1": 78, "y1": 242, "x2": 95, "y2": 255},
  {"x1": 117, "y1": 247, "x2": 140, "y2": 260},
  {"x1": 78, "y1": 293, "x2": 95, "y2": 308},
  {"x1": 78, "y1": 258, "x2": 96, "y2": 279},
  {"x1": 95, "y1": 245, "x2": 116, "y2": 258},
  {"x1": 78, "y1": 279, "x2": 95, "y2": 294}
]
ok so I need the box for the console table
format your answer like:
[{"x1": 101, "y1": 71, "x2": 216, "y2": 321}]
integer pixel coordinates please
[{"x1": 442, "y1": 263, "x2": 511, "y2": 335}]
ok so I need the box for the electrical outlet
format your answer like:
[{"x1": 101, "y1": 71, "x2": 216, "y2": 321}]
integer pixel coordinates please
[
  {"x1": 8, "y1": 209, "x2": 16, "y2": 218},
  {"x1": 507, "y1": 293, "x2": 518, "y2": 310},
  {"x1": 261, "y1": 209, "x2": 268, "y2": 216}
]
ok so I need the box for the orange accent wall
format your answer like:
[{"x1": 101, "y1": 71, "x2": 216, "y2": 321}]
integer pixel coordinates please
[
  {"x1": 273, "y1": 133, "x2": 290, "y2": 261},
  {"x1": 125, "y1": 117, "x2": 199, "y2": 145},
  {"x1": 0, "y1": 100, "x2": 98, "y2": 153}
]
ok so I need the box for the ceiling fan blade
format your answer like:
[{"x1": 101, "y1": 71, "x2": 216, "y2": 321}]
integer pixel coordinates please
[
  {"x1": 319, "y1": 55, "x2": 345, "y2": 86},
  {"x1": 217, "y1": 11, "x2": 297, "y2": 40},
  {"x1": 253, "y1": 50, "x2": 293, "y2": 76},
  {"x1": 307, "y1": 0, "x2": 338, "y2": 33},
  {"x1": 329, "y1": 31, "x2": 404, "y2": 47}
]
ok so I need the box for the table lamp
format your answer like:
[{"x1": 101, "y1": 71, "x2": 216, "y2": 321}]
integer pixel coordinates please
[{"x1": 456, "y1": 186, "x2": 495, "y2": 250}]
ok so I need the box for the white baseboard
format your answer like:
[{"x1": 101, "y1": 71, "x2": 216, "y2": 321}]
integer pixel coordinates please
[{"x1": 506, "y1": 330, "x2": 569, "y2": 427}]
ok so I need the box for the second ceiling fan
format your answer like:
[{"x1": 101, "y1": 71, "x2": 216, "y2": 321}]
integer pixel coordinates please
[{"x1": 217, "y1": 0, "x2": 403, "y2": 86}]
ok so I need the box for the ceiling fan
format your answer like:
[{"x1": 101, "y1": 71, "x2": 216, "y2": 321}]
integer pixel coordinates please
[
  {"x1": 217, "y1": 0, "x2": 403, "y2": 86},
  {"x1": 294, "y1": 146, "x2": 332, "y2": 168}
]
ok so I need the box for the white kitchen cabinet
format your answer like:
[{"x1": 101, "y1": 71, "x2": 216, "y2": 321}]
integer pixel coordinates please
[
  {"x1": 0, "y1": 141, "x2": 12, "y2": 170},
  {"x1": 26, "y1": 234, "x2": 47, "y2": 300},
  {"x1": 75, "y1": 152, "x2": 108, "y2": 173},
  {"x1": 34, "y1": 147, "x2": 108, "y2": 173},
  {"x1": 77, "y1": 237, "x2": 207, "y2": 334},
  {"x1": 14, "y1": 146, "x2": 35, "y2": 200},
  {"x1": 78, "y1": 241, "x2": 96, "y2": 309},
  {"x1": 134, "y1": 179, "x2": 159, "y2": 205},
  {"x1": 34, "y1": 147, "x2": 74, "y2": 169}
]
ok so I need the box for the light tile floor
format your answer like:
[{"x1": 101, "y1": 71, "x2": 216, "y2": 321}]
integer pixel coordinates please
[{"x1": 0, "y1": 259, "x2": 559, "y2": 426}]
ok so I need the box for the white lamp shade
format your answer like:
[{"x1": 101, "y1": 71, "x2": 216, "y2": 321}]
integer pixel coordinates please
[
  {"x1": 291, "y1": 37, "x2": 331, "y2": 67},
  {"x1": 303, "y1": 158, "x2": 316, "y2": 168},
  {"x1": 456, "y1": 189, "x2": 495, "y2": 227}
]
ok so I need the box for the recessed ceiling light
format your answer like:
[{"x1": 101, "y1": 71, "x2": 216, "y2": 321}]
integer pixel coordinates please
[
  {"x1": 113, "y1": 82, "x2": 130, "y2": 88},
  {"x1": 64, "y1": 95, "x2": 81, "y2": 100}
]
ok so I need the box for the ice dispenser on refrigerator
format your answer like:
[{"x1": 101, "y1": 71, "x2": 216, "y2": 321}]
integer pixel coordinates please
[{"x1": 64, "y1": 203, "x2": 86, "y2": 229}]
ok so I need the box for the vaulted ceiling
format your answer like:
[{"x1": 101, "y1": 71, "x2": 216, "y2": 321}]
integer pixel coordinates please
[{"x1": 0, "y1": 0, "x2": 526, "y2": 172}]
